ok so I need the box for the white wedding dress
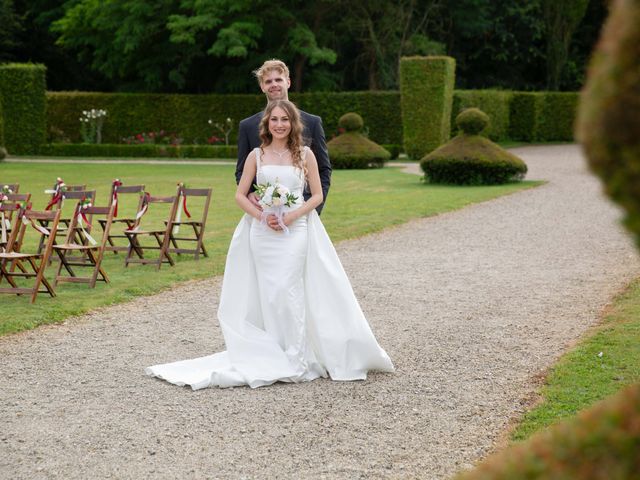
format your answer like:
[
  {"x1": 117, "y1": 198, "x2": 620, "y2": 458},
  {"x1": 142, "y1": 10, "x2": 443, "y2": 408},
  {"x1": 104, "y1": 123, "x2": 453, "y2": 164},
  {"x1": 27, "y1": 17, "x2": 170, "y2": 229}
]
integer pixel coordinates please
[{"x1": 146, "y1": 147, "x2": 394, "y2": 389}]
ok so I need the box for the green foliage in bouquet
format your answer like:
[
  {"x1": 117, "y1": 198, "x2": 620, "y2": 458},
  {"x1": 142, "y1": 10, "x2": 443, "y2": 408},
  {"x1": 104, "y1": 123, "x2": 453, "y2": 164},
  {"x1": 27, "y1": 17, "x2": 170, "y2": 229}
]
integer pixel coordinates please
[
  {"x1": 421, "y1": 108, "x2": 527, "y2": 185},
  {"x1": 576, "y1": 0, "x2": 640, "y2": 247},
  {"x1": 455, "y1": 383, "x2": 640, "y2": 480},
  {"x1": 327, "y1": 113, "x2": 390, "y2": 169}
]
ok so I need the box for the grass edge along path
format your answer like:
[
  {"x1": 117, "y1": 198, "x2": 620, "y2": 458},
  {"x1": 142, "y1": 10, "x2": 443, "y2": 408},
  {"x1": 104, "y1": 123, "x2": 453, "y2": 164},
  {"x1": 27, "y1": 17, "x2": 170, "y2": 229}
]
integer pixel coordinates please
[
  {"x1": 0, "y1": 162, "x2": 541, "y2": 336},
  {"x1": 511, "y1": 277, "x2": 640, "y2": 441}
]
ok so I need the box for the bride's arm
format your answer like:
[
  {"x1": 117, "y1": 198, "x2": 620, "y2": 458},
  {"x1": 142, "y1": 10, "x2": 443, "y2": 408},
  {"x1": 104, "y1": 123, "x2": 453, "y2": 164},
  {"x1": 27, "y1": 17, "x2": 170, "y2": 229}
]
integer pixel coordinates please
[
  {"x1": 235, "y1": 150, "x2": 262, "y2": 220},
  {"x1": 283, "y1": 150, "x2": 323, "y2": 225}
]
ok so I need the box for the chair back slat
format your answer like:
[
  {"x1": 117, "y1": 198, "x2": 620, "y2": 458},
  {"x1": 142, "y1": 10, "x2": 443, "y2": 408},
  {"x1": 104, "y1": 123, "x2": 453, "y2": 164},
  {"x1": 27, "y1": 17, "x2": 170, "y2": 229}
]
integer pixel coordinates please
[
  {"x1": 112, "y1": 185, "x2": 145, "y2": 194},
  {"x1": 1, "y1": 183, "x2": 20, "y2": 193}
]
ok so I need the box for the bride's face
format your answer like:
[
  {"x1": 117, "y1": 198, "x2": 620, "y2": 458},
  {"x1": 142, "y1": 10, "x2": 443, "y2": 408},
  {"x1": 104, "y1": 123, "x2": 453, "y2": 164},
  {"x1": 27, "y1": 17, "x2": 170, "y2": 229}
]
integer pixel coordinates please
[{"x1": 268, "y1": 106, "x2": 291, "y2": 141}]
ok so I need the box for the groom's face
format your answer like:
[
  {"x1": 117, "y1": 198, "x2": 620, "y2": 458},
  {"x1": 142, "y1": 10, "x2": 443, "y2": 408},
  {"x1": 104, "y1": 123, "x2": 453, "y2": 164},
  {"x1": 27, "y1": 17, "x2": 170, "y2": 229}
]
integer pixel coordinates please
[{"x1": 260, "y1": 70, "x2": 290, "y2": 101}]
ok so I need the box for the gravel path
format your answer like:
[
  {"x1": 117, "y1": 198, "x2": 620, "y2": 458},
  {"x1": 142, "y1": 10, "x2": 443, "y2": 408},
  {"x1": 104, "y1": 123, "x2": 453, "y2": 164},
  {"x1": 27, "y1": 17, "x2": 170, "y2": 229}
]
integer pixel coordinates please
[{"x1": 2, "y1": 145, "x2": 639, "y2": 479}]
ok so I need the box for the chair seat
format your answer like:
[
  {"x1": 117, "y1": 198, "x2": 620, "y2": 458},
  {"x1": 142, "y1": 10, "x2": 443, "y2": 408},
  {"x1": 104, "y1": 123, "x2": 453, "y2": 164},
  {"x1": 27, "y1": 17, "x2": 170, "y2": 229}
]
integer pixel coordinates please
[
  {"x1": 0, "y1": 251, "x2": 41, "y2": 259},
  {"x1": 53, "y1": 243, "x2": 94, "y2": 251},
  {"x1": 124, "y1": 229, "x2": 165, "y2": 235}
]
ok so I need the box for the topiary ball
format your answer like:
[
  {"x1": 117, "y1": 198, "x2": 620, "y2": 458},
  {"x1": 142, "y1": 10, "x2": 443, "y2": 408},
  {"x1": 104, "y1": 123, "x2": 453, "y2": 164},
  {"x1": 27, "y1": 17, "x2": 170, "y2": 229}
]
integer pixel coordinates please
[
  {"x1": 456, "y1": 108, "x2": 490, "y2": 135},
  {"x1": 339, "y1": 113, "x2": 364, "y2": 132}
]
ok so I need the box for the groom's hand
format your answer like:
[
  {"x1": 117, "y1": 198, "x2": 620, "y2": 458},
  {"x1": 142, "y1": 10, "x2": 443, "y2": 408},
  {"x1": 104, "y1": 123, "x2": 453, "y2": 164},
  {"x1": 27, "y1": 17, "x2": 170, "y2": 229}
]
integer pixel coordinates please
[{"x1": 249, "y1": 192, "x2": 262, "y2": 210}]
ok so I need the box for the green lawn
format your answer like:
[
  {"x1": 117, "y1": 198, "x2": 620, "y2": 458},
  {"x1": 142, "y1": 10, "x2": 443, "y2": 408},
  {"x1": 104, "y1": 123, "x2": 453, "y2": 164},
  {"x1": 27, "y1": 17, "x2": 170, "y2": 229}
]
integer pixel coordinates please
[
  {"x1": 0, "y1": 162, "x2": 539, "y2": 335},
  {"x1": 511, "y1": 279, "x2": 640, "y2": 441}
]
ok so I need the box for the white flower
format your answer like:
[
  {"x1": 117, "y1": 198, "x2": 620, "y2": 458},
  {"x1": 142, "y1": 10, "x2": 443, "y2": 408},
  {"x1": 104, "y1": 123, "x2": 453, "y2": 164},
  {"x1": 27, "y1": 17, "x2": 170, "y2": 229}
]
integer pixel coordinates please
[{"x1": 208, "y1": 119, "x2": 212, "y2": 124}]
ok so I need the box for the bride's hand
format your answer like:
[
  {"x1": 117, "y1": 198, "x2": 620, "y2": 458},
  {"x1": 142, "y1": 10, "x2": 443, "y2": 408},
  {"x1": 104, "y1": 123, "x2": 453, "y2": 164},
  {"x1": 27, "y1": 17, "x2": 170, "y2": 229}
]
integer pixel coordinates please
[{"x1": 266, "y1": 214, "x2": 281, "y2": 231}]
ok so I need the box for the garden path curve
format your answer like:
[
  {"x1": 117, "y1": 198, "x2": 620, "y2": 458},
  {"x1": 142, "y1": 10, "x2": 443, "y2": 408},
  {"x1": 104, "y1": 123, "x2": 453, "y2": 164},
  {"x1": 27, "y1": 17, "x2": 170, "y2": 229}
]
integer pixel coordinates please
[{"x1": 2, "y1": 145, "x2": 640, "y2": 479}]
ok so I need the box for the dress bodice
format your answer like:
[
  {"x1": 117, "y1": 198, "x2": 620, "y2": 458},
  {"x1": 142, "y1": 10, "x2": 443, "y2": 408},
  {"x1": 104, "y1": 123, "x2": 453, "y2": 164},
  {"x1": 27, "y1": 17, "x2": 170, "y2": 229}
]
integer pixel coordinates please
[{"x1": 255, "y1": 147, "x2": 306, "y2": 206}]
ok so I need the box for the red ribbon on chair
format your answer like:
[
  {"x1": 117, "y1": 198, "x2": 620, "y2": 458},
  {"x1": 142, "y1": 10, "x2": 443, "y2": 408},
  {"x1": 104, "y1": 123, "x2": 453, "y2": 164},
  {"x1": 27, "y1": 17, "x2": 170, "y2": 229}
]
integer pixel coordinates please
[
  {"x1": 76, "y1": 196, "x2": 92, "y2": 227},
  {"x1": 177, "y1": 182, "x2": 191, "y2": 219},
  {"x1": 182, "y1": 194, "x2": 191, "y2": 218},
  {"x1": 111, "y1": 179, "x2": 123, "y2": 217},
  {"x1": 45, "y1": 178, "x2": 66, "y2": 210}
]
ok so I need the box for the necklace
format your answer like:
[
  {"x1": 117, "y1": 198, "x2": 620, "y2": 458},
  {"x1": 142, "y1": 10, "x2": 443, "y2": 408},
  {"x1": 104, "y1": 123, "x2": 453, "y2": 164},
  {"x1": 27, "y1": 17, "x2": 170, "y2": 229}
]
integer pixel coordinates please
[{"x1": 270, "y1": 147, "x2": 289, "y2": 160}]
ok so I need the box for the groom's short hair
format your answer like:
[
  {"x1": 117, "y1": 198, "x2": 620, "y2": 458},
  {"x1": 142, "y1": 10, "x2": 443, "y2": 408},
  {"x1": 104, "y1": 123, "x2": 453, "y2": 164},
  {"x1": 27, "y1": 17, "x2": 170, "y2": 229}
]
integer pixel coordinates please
[{"x1": 253, "y1": 59, "x2": 290, "y2": 84}]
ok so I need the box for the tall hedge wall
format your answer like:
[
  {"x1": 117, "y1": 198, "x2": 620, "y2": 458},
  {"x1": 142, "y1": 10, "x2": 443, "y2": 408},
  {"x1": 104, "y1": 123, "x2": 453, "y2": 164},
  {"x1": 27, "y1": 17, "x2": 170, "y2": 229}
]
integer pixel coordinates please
[
  {"x1": 0, "y1": 63, "x2": 47, "y2": 155},
  {"x1": 538, "y1": 92, "x2": 579, "y2": 141},
  {"x1": 510, "y1": 92, "x2": 579, "y2": 142},
  {"x1": 46, "y1": 91, "x2": 402, "y2": 147},
  {"x1": 0, "y1": 95, "x2": 4, "y2": 148},
  {"x1": 400, "y1": 56, "x2": 456, "y2": 159},
  {"x1": 451, "y1": 90, "x2": 512, "y2": 141},
  {"x1": 43, "y1": 89, "x2": 577, "y2": 155}
]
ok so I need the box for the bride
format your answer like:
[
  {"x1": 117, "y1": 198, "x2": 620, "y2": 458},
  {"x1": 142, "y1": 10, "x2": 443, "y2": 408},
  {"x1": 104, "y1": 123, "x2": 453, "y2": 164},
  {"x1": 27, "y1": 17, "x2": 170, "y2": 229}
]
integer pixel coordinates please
[{"x1": 146, "y1": 100, "x2": 394, "y2": 389}]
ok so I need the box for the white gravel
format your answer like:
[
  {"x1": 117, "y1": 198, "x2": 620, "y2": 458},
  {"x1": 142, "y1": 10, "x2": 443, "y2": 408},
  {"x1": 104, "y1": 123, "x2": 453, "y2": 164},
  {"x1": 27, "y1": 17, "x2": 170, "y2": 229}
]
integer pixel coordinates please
[{"x1": 1, "y1": 144, "x2": 639, "y2": 479}]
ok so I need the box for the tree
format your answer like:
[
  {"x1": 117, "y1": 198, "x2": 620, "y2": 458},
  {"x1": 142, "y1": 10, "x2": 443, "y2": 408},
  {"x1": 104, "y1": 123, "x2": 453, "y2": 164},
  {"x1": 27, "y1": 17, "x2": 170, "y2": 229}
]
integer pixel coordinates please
[
  {"x1": 543, "y1": 0, "x2": 590, "y2": 90},
  {"x1": 0, "y1": 0, "x2": 23, "y2": 62}
]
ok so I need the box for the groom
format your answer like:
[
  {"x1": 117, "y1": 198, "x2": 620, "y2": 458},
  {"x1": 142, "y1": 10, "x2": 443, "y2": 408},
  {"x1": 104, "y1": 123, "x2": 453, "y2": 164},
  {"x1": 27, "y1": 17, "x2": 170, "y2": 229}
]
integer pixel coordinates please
[{"x1": 236, "y1": 59, "x2": 331, "y2": 214}]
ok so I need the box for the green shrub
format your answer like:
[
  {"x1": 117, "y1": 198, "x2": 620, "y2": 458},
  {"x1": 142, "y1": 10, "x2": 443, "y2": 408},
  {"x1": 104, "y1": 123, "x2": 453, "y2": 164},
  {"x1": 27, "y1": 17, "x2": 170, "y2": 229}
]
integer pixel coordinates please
[
  {"x1": 400, "y1": 56, "x2": 456, "y2": 159},
  {"x1": 456, "y1": 108, "x2": 490, "y2": 135},
  {"x1": 328, "y1": 115, "x2": 391, "y2": 169},
  {"x1": 0, "y1": 63, "x2": 47, "y2": 154},
  {"x1": 455, "y1": 383, "x2": 640, "y2": 479},
  {"x1": 577, "y1": 0, "x2": 640, "y2": 246},
  {"x1": 451, "y1": 90, "x2": 512, "y2": 141},
  {"x1": 38, "y1": 143, "x2": 237, "y2": 159},
  {"x1": 421, "y1": 109, "x2": 527, "y2": 185}
]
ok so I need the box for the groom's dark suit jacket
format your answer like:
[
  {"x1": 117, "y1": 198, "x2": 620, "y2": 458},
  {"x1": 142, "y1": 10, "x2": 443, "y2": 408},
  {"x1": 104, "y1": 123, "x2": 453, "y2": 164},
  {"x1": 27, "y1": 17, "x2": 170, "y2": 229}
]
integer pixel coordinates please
[{"x1": 236, "y1": 110, "x2": 332, "y2": 214}]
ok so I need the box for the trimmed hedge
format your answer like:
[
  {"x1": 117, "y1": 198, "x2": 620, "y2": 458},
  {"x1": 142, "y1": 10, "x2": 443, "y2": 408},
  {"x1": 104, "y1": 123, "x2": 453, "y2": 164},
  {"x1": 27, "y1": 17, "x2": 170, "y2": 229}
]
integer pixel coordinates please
[
  {"x1": 0, "y1": 94, "x2": 4, "y2": 147},
  {"x1": 400, "y1": 56, "x2": 456, "y2": 159},
  {"x1": 456, "y1": 383, "x2": 640, "y2": 479},
  {"x1": 0, "y1": 63, "x2": 47, "y2": 155},
  {"x1": 538, "y1": 92, "x2": 579, "y2": 141},
  {"x1": 452, "y1": 90, "x2": 512, "y2": 141},
  {"x1": 293, "y1": 91, "x2": 402, "y2": 145},
  {"x1": 38, "y1": 143, "x2": 237, "y2": 159},
  {"x1": 46, "y1": 92, "x2": 264, "y2": 146},
  {"x1": 46, "y1": 91, "x2": 402, "y2": 147},
  {"x1": 510, "y1": 92, "x2": 579, "y2": 141}
]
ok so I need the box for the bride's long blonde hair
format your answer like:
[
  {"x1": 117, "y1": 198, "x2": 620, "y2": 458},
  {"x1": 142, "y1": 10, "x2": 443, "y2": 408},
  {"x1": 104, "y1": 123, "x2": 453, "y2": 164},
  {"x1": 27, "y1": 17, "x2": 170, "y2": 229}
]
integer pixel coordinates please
[{"x1": 259, "y1": 100, "x2": 307, "y2": 177}]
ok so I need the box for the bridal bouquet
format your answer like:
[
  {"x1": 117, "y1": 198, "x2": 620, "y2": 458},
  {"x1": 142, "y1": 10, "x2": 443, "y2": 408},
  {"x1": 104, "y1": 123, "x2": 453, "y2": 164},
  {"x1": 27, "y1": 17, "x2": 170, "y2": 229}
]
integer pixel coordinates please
[{"x1": 254, "y1": 180, "x2": 298, "y2": 234}]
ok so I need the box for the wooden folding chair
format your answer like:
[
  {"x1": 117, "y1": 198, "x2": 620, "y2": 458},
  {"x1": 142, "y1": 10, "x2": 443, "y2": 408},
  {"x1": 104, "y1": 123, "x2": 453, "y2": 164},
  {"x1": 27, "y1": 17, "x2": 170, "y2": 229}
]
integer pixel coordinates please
[
  {"x1": 167, "y1": 185, "x2": 212, "y2": 260},
  {"x1": 53, "y1": 199, "x2": 115, "y2": 288},
  {"x1": 0, "y1": 207, "x2": 61, "y2": 303},
  {"x1": 1, "y1": 193, "x2": 31, "y2": 252},
  {"x1": 38, "y1": 189, "x2": 97, "y2": 253},
  {"x1": 99, "y1": 180, "x2": 146, "y2": 254},
  {"x1": 124, "y1": 192, "x2": 180, "y2": 270}
]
